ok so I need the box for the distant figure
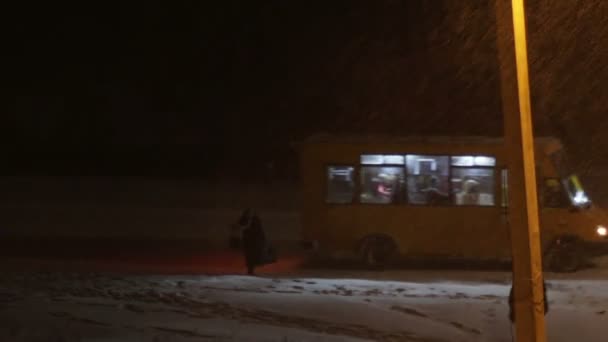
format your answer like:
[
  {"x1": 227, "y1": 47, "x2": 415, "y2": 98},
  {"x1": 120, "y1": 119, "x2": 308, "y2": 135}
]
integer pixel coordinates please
[
  {"x1": 508, "y1": 280, "x2": 549, "y2": 323},
  {"x1": 242, "y1": 212, "x2": 268, "y2": 275},
  {"x1": 230, "y1": 208, "x2": 252, "y2": 249},
  {"x1": 422, "y1": 176, "x2": 449, "y2": 205}
]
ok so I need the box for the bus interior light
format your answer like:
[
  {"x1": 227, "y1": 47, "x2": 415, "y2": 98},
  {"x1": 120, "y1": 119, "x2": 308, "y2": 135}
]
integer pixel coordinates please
[{"x1": 573, "y1": 191, "x2": 589, "y2": 205}]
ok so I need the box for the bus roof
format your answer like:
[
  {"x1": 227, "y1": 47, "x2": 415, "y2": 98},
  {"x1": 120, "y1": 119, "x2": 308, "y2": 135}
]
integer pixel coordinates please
[{"x1": 301, "y1": 133, "x2": 562, "y2": 147}]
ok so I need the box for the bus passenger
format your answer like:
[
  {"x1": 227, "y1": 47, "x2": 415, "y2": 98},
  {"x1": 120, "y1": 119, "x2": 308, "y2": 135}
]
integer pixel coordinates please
[
  {"x1": 461, "y1": 179, "x2": 481, "y2": 205},
  {"x1": 423, "y1": 177, "x2": 449, "y2": 205}
]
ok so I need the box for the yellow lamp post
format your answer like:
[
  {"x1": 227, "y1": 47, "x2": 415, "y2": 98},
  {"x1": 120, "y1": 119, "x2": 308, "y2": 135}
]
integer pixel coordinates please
[{"x1": 496, "y1": 0, "x2": 547, "y2": 341}]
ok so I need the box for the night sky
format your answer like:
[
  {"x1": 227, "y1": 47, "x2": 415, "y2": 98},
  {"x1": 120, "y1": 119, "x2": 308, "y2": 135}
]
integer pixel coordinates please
[{"x1": 3, "y1": 1, "x2": 608, "y2": 178}]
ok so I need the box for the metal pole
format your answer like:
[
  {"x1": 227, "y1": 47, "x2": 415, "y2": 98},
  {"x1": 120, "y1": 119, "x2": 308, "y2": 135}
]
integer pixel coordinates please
[{"x1": 495, "y1": 0, "x2": 547, "y2": 341}]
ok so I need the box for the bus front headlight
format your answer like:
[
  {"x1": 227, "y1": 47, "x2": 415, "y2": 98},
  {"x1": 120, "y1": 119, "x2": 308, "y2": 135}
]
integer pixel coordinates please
[{"x1": 596, "y1": 225, "x2": 607, "y2": 237}]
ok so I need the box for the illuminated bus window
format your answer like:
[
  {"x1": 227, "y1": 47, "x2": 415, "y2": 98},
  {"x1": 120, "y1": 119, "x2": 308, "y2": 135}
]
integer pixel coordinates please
[
  {"x1": 360, "y1": 154, "x2": 404, "y2": 165},
  {"x1": 360, "y1": 166, "x2": 405, "y2": 204},
  {"x1": 563, "y1": 174, "x2": 591, "y2": 208},
  {"x1": 451, "y1": 168, "x2": 495, "y2": 206},
  {"x1": 327, "y1": 166, "x2": 355, "y2": 204},
  {"x1": 406, "y1": 155, "x2": 450, "y2": 205},
  {"x1": 543, "y1": 178, "x2": 570, "y2": 208},
  {"x1": 360, "y1": 155, "x2": 383, "y2": 165},
  {"x1": 451, "y1": 155, "x2": 496, "y2": 167}
]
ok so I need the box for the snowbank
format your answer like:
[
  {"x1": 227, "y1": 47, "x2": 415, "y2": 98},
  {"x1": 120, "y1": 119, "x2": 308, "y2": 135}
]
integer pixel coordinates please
[{"x1": 2, "y1": 265, "x2": 608, "y2": 342}]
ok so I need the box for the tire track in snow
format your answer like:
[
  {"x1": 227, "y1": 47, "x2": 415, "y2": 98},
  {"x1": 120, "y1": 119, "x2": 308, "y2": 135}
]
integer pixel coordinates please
[{"x1": 390, "y1": 305, "x2": 482, "y2": 336}]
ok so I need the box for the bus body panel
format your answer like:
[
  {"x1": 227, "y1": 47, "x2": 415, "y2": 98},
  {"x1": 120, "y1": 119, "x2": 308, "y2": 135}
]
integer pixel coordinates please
[{"x1": 298, "y1": 135, "x2": 606, "y2": 262}]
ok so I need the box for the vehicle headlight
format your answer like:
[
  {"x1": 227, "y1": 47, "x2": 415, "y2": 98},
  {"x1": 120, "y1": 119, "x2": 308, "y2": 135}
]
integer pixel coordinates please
[{"x1": 596, "y1": 225, "x2": 607, "y2": 237}]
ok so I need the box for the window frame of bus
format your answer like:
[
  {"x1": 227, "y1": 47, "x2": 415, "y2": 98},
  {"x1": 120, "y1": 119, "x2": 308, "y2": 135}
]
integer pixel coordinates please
[
  {"x1": 357, "y1": 154, "x2": 406, "y2": 205},
  {"x1": 359, "y1": 164, "x2": 406, "y2": 205},
  {"x1": 542, "y1": 177, "x2": 571, "y2": 208},
  {"x1": 404, "y1": 154, "x2": 452, "y2": 206},
  {"x1": 449, "y1": 155, "x2": 497, "y2": 207},
  {"x1": 327, "y1": 154, "x2": 498, "y2": 207},
  {"x1": 501, "y1": 164, "x2": 547, "y2": 210},
  {"x1": 325, "y1": 164, "x2": 357, "y2": 204}
]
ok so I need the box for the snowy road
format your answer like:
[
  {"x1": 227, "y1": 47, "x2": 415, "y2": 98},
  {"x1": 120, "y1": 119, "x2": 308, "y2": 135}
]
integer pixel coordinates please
[{"x1": 1, "y1": 261, "x2": 608, "y2": 341}]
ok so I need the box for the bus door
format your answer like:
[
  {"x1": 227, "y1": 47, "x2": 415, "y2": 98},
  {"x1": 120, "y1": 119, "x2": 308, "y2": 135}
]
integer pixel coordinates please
[
  {"x1": 538, "y1": 177, "x2": 572, "y2": 241},
  {"x1": 541, "y1": 175, "x2": 601, "y2": 242},
  {"x1": 500, "y1": 170, "x2": 588, "y2": 253},
  {"x1": 500, "y1": 167, "x2": 561, "y2": 255}
]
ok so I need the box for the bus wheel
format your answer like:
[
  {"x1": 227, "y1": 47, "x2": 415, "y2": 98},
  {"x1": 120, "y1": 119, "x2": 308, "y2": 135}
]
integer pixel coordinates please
[
  {"x1": 359, "y1": 235, "x2": 398, "y2": 270},
  {"x1": 544, "y1": 236, "x2": 582, "y2": 273}
]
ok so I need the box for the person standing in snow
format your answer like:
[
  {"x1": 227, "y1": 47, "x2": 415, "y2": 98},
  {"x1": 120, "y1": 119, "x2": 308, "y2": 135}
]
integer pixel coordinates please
[
  {"x1": 230, "y1": 208, "x2": 252, "y2": 249},
  {"x1": 242, "y1": 211, "x2": 267, "y2": 275}
]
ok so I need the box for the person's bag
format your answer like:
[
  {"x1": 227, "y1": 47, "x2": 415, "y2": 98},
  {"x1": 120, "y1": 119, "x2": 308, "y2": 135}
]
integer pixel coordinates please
[{"x1": 260, "y1": 244, "x2": 277, "y2": 265}]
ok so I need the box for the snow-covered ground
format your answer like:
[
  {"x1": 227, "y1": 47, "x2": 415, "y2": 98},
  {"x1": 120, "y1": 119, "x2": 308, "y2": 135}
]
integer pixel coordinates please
[
  {"x1": 1, "y1": 176, "x2": 608, "y2": 341},
  {"x1": 2, "y1": 259, "x2": 608, "y2": 342}
]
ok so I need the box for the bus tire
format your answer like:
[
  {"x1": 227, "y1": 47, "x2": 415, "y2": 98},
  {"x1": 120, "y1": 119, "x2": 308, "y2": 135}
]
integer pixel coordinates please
[
  {"x1": 544, "y1": 235, "x2": 583, "y2": 273},
  {"x1": 358, "y1": 235, "x2": 398, "y2": 270}
]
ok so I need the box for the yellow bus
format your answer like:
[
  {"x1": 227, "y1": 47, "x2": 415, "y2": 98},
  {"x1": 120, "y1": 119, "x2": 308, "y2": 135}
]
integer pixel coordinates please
[{"x1": 298, "y1": 135, "x2": 608, "y2": 272}]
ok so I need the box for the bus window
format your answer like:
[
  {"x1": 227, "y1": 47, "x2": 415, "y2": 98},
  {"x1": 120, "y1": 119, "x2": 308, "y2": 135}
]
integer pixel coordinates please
[
  {"x1": 451, "y1": 168, "x2": 495, "y2": 206},
  {"x1": 360, "y1": 166, "x2": 405, "y2": 204},
  {"x1": 406, "y1": 155, "x2": 450, "y2": 205},
  {"x1": 360, "y1": 154, "x2": 405, "y2": 165},
  {"x1": 563, "y1": 174, "x2": 591, "y2": 208},
  {"x1": 549, "y1": 150, "x2": 591, "y2": 208},
  {"x1": 326, "y1": 166, "x2": 355, "y2": 204},
  {"x1": 451, "y1": 156, "x2": 495, "y2": 206},
  {"x1": 543, "y1": 178, "x2": 570, "y2": 208},
  {"x1": 451, "y1": 155, "x2": 496, "y2": 167}
]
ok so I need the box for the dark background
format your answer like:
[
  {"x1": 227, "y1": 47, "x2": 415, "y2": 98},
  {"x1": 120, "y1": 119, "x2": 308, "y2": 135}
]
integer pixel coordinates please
[{"x1": 3, "y1": 1, "x2": 608, "y2": 180}]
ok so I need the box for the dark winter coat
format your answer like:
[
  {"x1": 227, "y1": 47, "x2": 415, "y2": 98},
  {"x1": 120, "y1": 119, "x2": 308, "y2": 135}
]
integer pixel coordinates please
[
  {"x1": 238, "y1": 209, "x2": 252, "y2": 226},
  {"x1": 242, "y1": 215, "x2": 267, "y2": 267},
  {"x1": 229, "y1": 209, "x2": 252, "y2": 249},
  {"x1": 508, "y1": 281, "x2": 549, "y2": 323}
]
